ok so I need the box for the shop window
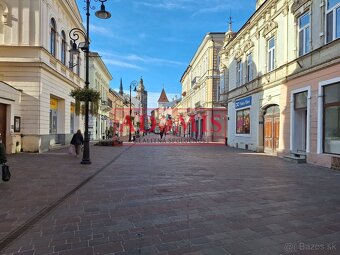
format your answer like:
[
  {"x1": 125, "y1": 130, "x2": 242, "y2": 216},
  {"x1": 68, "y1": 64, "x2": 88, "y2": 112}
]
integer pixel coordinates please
[
  {"x1": 298, "y1": 13, "x2": 310, "y2": 56},
  {"x1": 324, "y1": 83, "x2": 340, "y2": 154},
  {"x1": 236, "y1": 108, "x2": 250, "y2": 134},
  {"x1": 50, "y1": 98, "x2": 58, "y2": 134},
  {"x1": 70, "y1": 103, "x2": 75, "y2": 134},
  {"x1": 326, "y1": 0, "x2": 340, "y2": 43}
]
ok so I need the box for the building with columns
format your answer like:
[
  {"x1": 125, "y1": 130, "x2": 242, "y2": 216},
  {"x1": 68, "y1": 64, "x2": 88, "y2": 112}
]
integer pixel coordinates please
[{"x1": 0, "y1": 0, "x2": 85, "y2": 153}]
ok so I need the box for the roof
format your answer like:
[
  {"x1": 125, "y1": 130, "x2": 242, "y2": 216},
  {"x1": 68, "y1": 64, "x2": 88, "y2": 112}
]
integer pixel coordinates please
[{"x1": 158, "y1": 88, "x2": 169, "y2": 103}]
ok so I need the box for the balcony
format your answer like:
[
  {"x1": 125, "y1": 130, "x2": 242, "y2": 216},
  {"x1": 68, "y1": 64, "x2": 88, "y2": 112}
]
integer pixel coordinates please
[
  {"x1": 191, "y1": 76, "x2": 200, "y2": 90},
  {"x1": 100, "y1": 100, "x2": 112, "y2": 112},
  {"x1": 195, "y1": 101, "x2": 201, "y2": 109}
]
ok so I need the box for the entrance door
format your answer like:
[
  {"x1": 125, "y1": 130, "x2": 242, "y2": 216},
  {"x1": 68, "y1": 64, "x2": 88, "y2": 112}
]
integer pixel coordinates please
[
  {"x1": 293, "y1": 91, "x2": 308, "y2": 152},
  {"x1": 0, "y1": 103, "x2": 7, "y2": 146},
  {"x1": 264, "y1": 105, "x2": 280, "y2": 153}
]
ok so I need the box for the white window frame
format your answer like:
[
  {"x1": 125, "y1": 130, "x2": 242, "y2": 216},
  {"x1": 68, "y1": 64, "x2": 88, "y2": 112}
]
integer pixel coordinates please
[
  {"x1": 246, "y1": 53, "x2": 253, "y2": 82},
  {"x1": 268, "y1": 37, "x2": 275, "y2": 72},
  {"x1": 290, "y1": 86, "x2": 311, "y2": 153},
  {"x1": 317, "y1": 77, "x2": 340, "y2": 154},
  {"x1": 236, "y1": 60, "x2": 242, "y2": 86},
  {"x1": 326, "y1": 0, "x2": 340, "y2": 43},
  {"x1": 298, "y1": 12, "x2": 311, "y2": 56}
]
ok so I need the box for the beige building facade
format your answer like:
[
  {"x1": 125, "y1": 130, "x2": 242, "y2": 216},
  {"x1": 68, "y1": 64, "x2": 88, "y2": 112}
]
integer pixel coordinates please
[
  {"x1": 219, "y1": 0, "x2": 340, "y2": 168},
  {"x1": 0, "y1": 0, "x2": 85, "y2": 152},
  {"x1": 88, "y1": 52, "x2": 112, "y2": 140},
  {"x1": 180, "y1": 33, "x2": 226, "y2": 142}
]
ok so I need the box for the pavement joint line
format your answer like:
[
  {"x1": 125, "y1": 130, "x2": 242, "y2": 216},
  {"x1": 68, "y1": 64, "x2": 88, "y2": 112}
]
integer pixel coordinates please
[{"x1": 0, "y1": 144, "x2": 134, "y2": 252}]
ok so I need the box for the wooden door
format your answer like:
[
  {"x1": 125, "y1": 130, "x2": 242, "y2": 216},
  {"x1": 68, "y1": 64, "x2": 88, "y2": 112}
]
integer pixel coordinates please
[
  {"x1": 0, "y1": 103, "x2": 6, "y2": 146},
  {"x1": 264, "y1": 105, "x2": 280, "y2": 153}
]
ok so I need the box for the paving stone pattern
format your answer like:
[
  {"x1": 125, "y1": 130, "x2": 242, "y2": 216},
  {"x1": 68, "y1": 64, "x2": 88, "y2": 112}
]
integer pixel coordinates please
[{"x1": 1, "y1": 136, "x2": 340, "y2": 254}]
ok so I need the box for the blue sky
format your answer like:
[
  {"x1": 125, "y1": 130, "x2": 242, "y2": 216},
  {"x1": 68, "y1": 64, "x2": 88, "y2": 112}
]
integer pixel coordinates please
[{"x1": 76, "y1": 0, "x2": 256, "y2": 108}]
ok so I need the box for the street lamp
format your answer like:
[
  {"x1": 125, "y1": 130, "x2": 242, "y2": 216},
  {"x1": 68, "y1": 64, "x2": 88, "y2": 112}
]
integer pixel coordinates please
[
  {"x1": 129, "y1": 80, "x2": 138, "y2": 142},
  {"x1": 69, "y1": 0, "x2": 111, "y2": 165}
]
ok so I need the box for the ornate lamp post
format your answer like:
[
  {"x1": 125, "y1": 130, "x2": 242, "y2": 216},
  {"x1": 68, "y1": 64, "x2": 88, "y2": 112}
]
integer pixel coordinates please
[
  {"x1": 69, "y1": 0, "x2": 111, "y2": 164},
  {"x1": 129, "y1": 80, "x2": 138, "y2": 142}
]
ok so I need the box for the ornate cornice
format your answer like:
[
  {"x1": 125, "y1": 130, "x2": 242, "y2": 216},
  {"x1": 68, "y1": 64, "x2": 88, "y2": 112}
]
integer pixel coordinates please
[
  {"x1": 243, "y1": 40, "x2": 254, "y2": 53},
  {"x1": 291, "y1": 0, "x2": 309, "y2": 14},
  {"x1": 262, "y1": 20, "x2": 278, "y2": 37},
  {"x1": 234, "y1": 49, "x2": 243, "y2": 60}
]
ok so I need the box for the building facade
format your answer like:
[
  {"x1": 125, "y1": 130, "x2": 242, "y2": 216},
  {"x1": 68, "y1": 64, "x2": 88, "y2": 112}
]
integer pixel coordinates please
[
  {"x1": 180, "y1": 33, "x2": 226, "y2": 142},
  {"x1": 0, "y1": 0, "x2": 85, "y2": 152},
  {"x1": 135, "y1": 77, "x2": 148, "y2": 132},
  {"x1": 219, "y1": 0, "x2": 340, "y2": 168},
  {"x1": 88, "y1": 52, "x2": 112, "y2": 140}
]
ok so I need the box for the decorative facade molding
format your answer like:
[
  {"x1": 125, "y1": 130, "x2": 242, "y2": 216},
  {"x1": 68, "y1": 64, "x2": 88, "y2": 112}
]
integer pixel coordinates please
[
  {"x1": 262, "y1": 20, "x2": 278, "y2": 37},
  {"x1": 243, "y1": 40, "x2": 254, "y2": 53},
  {"x1": 234, "y1": 49, "x2": 243, "y2": 60},
  {"x1": 291, "y1": 0, "x2": 309, "y2": 14}
]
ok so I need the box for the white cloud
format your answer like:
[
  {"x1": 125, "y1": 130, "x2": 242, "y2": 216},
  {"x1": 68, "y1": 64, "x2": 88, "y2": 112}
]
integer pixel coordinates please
[
  {"x1": 103, "y1": 59, "x2": 144, "y2": 70},
  {"x1": 93, "y1": 49, "x2": 186, "y2": 70}
]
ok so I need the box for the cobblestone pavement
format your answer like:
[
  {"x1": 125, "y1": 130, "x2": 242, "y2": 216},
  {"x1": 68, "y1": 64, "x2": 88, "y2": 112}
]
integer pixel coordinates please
[{"x1": 1, "y1": 135, "x2": 340, "y2": 255}]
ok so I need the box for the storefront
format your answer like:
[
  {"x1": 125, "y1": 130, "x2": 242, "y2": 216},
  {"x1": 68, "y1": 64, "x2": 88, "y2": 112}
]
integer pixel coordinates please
[
  {"x1": 228, "y1": 95, "x2": 259, "y2": 151},
  {"x1": 282, "y1": 63, "x2": 340, "y2": 168}
]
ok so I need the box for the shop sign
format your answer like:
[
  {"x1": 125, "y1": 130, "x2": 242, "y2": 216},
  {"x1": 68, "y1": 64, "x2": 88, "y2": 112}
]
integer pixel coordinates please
[
  {"x1": 50, "y1": 98, "x2": 58, "y2": 110},
  {"x1": 235, "y1": 96, "x2": 252, "y2": 109}
]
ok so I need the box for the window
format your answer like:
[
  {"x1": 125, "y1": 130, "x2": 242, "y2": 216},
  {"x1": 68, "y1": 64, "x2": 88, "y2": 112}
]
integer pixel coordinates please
[
  {"x1": 326, "y1": 0, "x2": 340, "y2": 43},
  {"x1": 236, "y1": 108, "x2": 250, "y2": 134},
  {"x1": 246, "y1": 53, "x2": 253, "y2": 82},
  {"x1": 294, "y1": 91, "x2": 308, "y2": 109},
  {"x1": 324, "y1": 83, "x2": 340, "y2": 154},
  {"x1": 61, "y1": 31, "x2": 66, "y2": 65},
  {"x1": 50, "y1": 18, "x2": 56, "y2": 56},
  {"x1": 268, "y1": 37, "x2": 275, "y2": 72},
  {"x1": 298, "y1": 13, "x2": 310, "y2": 56},
  {"x1": 236, "y1": 60, "x2": 242, "y2": 86}
]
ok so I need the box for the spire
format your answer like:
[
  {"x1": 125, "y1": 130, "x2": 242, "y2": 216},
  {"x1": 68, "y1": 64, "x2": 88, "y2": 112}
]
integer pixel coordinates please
[
  {"x1": 158, "y1": 88, "x2": 169, "y2": 103},
  {"x1": 228, "y1": 11, "x2": 232, "y2": 32},
  {"x1": 119, "y1": 78, "x2": 123, "y2": 95},
  {"x1": 137, "y1": 76, "x2": 145, "y2": 91}
]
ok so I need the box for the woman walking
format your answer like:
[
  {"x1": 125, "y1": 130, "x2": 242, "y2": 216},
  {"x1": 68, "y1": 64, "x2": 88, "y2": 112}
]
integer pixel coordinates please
[{"x1": 70, "y1": 130, "x2": 84, "y2": 157}]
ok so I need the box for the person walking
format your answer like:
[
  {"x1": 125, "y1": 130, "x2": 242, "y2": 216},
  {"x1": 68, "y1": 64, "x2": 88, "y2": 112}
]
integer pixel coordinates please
[
  {"x1": 70, "y1": 130, "x2": 84, "y2": 157},
  {"x1": 0, "y1": 134, "x2": 7, "y2": 164}
]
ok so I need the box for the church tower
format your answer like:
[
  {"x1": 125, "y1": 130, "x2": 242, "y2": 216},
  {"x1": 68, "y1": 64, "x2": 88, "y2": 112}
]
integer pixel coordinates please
[
  {"x1": 136, "y1": 77, "x2": 148, "y2": 131},
  {"x1": 158, "y1": 87, "x2": 169, "y2": 108},
  {"x1": 119, "y1": 78, "x2": 123, "y2": 95}
]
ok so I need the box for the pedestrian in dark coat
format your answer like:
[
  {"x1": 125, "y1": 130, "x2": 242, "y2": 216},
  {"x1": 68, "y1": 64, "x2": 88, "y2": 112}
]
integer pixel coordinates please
[
  {"x1": 70, "y1": 130, "x2": 84, "y2": 157},
  {"x1": 0, "y1": 134, "x2": 7, "y2": 164}
]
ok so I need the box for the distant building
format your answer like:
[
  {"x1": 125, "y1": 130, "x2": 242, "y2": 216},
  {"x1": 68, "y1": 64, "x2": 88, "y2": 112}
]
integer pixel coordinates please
[
  {"x1": 88, "y1": 52, "x2": 112, "y2": 140},
  {"x1": 158, "y1": 88, "x2": 169, "y2": 108},
  {"x1": 135, "y1": 77, "x2": 148, "y2": 131}
]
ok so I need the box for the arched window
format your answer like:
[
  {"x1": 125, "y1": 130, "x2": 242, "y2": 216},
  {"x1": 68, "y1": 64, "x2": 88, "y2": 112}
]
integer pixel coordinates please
[
  {"x1": 50, "y1": 18, "x2": 56, "y2": 56},
  {"x1": 61, "y1": 30, "x2": 66, "y2": 64}
]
